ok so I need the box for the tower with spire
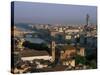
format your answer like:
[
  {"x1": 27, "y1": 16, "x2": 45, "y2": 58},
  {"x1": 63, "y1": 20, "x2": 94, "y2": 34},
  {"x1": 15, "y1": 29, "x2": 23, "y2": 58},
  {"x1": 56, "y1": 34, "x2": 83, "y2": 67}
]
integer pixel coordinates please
[{"x1": 86, "y1": 14, "x2": 90, "y2": 26}]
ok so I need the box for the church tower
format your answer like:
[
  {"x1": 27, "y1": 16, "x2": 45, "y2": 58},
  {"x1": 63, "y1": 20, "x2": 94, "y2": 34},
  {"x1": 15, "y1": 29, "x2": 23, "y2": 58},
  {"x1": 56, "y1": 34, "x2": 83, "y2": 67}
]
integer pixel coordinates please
[
  {"x1": 50, "y1": 31, "x2": 56, "y2": 62},
  {"x1": 51, "y1": 41, "x2": 56, "y2": 62}
]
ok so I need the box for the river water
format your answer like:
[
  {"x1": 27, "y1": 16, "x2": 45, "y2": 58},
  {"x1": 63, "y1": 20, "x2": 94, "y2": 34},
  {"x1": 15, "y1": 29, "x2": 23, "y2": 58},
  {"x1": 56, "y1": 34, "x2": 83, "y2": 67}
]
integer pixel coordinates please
[{"x1": 15, "y1": 24, "x2": 45, "y2": 44}]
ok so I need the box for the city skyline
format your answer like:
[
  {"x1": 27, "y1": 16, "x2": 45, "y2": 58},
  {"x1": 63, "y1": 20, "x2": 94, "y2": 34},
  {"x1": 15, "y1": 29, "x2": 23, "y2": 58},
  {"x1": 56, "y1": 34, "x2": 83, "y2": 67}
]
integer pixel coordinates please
[
  {"x1": 13, "y1": 1, "x2": 97, "y2": 25},
  {"x1": 11, "y1": 2, "x2": 97, "y2": 73}
]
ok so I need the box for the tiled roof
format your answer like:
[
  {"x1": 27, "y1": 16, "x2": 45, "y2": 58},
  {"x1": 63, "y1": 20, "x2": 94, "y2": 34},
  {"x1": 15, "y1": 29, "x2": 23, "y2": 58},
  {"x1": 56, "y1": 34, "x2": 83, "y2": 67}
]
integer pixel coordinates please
[
  {"x1": 20, "y1": 49, "x2": 49, "y2": 57},
  {"x1": 63, "y1": 45, "x2": 76, "y2": 50}
]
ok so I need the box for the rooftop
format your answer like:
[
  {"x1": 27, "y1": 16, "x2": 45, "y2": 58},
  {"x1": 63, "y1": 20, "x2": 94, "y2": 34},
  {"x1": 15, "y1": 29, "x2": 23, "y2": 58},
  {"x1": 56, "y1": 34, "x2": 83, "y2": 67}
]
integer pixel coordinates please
[
  {"x1": 62, "y1": 45, "x2": 76, "y2": 51},
  {"x1": 31, "y1": 65, "x2": 67, "y2": 72},
  {"x1": 20, "y1": 49, "x2": 49, "y2": 57}
]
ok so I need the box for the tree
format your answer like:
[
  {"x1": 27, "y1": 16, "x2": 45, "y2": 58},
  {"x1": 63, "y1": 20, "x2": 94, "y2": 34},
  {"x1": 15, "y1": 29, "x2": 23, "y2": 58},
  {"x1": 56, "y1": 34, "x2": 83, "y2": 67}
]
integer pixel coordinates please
[{"x1": 75, "y1": 55, "x2": 86, "y2": 65}]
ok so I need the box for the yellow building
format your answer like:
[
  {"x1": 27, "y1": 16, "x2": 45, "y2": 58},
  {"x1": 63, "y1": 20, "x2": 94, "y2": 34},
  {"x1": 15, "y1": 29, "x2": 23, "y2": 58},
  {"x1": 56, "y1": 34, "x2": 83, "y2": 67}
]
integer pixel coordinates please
[
  {"x1": 60, "y1": 45, "x2": 85, "y2": 67},
  {"x1": 60, "y1": 45, "x2": 76, "y2": 67}
]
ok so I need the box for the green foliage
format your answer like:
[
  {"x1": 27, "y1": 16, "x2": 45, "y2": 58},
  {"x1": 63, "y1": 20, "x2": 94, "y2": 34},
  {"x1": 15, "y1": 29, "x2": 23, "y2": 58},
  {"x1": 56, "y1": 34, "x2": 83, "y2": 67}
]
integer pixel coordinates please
[
  {"x1": 90, "y1": 60, "x2": 97, "y2": 69},
  {"x1": 65, "y1": 40, "x2": 71, "y2": 44},
  {"x1": 75, "y1": 55, "x2": 86, "y2": 65},
  {"x1": 23, "y1": 41, "x2": 49, "y2": 50}
]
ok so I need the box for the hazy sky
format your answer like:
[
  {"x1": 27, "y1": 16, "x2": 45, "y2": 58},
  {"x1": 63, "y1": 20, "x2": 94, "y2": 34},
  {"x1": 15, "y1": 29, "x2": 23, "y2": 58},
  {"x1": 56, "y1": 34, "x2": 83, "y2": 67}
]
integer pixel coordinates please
[{"x1": 13, "y1": 1, "x2": 97, "y2": 25}]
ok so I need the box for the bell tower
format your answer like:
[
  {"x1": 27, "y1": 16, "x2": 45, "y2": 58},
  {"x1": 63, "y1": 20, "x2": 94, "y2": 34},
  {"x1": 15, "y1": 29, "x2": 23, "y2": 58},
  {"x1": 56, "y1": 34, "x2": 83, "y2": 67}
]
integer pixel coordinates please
[
  {"x1": 51, "y1": 41, "x2": 56, "y2": 62},
  {"x1": 50, "y1": 31, "x2": 56, "y2": 62}
]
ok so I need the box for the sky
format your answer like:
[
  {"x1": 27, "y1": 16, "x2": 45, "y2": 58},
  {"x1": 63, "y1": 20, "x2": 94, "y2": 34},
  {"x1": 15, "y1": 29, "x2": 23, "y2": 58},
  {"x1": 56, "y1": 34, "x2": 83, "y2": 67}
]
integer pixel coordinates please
[{"x1": 13, "y1": 1, "x2": 97, "y2": 25}]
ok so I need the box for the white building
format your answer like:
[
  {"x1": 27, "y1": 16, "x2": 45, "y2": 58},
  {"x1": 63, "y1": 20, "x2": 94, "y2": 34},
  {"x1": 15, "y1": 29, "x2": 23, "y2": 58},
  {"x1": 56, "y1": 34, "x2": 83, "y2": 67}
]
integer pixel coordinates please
[
  {"x1": 58, "y1": 27, "x2": 63, "y2": 32},
  {"x1": 65, "y1": 29, "x2": 80, "y2": 33},
  {"x1": 65, "y1": 35, "x2": 72, "y2": 40}
]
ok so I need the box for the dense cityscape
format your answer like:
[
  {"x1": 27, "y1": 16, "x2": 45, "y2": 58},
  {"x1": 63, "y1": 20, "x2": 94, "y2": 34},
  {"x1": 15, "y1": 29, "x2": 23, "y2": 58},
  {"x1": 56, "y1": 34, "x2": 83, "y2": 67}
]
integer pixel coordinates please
[{"x1": 11, "y1": 14, "x2": 97, "y2": 74}]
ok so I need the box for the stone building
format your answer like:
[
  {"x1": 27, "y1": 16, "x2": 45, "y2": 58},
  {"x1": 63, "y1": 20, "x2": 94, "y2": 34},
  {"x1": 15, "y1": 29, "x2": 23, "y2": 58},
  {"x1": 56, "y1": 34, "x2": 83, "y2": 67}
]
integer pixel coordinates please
[{"x1": 60, "y1": 45, "x2": 85, "y2": 67}]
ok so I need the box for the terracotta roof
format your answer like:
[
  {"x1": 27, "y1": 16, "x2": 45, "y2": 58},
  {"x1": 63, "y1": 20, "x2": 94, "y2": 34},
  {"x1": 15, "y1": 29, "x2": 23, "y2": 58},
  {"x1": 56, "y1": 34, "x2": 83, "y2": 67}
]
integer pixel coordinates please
[
  {"x1": 20, "y1": 49, "x2": 49, "y2": 57},
  {"x1": 63, "y1": 45, "x2": 76, "y2": 50}
]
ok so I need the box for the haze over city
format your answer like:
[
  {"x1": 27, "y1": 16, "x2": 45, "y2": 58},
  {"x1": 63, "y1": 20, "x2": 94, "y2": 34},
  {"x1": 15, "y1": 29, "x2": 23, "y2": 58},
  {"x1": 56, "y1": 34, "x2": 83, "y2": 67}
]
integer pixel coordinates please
[
  {"x1": 12, "y1": 1, "x2": 97, "y2": 74},
  {"x1": 14, "y1": 1, "x2": 97, "y2": 25}
]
